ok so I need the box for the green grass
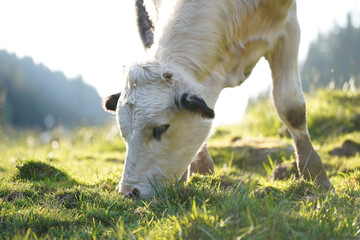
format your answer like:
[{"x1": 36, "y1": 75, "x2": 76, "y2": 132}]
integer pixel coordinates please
[{"x1": 1, "y1": 89, "x2": 360, "y2": 239}]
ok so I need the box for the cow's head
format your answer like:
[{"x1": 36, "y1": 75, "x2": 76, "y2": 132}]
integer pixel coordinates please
[{"x1": 104, "y1": 63, "x2": 214, "y2": 197}]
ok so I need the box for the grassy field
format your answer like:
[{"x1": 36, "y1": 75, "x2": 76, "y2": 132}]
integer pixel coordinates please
[{"x1": 0, "y1": 89, "x2": 359, "y2": 239}]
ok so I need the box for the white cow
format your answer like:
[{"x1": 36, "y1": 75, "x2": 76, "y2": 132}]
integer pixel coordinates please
[{"x1": 105, "y1": 0, "x2": 332, "y2": 198}]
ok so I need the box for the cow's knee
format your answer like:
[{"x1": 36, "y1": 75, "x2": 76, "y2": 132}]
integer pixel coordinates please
[
  {"x1": 272, "y1": 84, "x2": 307, "y2": 132},
  {"x1": 284, "y1": 103, "x2": 306, "y2": 130}
]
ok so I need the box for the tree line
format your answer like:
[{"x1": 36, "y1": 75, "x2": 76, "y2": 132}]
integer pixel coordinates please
[
  {"x1": 301, "y1": 14, "x2": 360, "y2": 92},
  {"x1": 0, "y1": 50, "x2": 108, "y2": 129}
]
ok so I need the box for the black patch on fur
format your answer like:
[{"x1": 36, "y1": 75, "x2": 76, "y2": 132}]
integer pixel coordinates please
[
  {"x1": 135, "y1": 0, "x2": 154, "y2": 48},
  {"x1": 103, "y1": 93, "x2": 121, "y2": 113},
  {"x1": 285, "y1": 105, "x2": 306, "y2": 129},
  {"x1": 180, "y1": 93, "x2": 215, "y2": 119}
]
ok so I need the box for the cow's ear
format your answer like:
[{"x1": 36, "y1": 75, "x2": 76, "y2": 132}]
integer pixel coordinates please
[
  {"x1": 103, "y1": 93, "x2": 121, "y2": 113},
  {"x1": 177, "y1": 92, "x2": 215, "y2": 119}
]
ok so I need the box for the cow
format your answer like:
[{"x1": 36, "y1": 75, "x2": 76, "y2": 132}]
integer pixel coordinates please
[{"x1": 104, "y1": 0, "x2": 332, "y2": 198}]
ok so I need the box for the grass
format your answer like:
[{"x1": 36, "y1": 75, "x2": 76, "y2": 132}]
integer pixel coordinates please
[{"x1": 0, "y1": 89, "x2": 360, "y2": 239}]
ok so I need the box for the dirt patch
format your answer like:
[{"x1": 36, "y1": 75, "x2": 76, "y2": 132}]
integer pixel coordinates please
[
  {"x1": 229, "y1": 138, "x2": 294, "y2": 166},
  {"x1": 230, "y1": 136, "x2": 242, "y2": 143},
  {"x1": 272, "y1": 161, "x2": 299, "y2": 180},
  {"x1": 15, "y1": 161, "x2": 70, "y2": 182},
  {"x1": 329, "y1": 139, "x2": 360, "y2": 157}
]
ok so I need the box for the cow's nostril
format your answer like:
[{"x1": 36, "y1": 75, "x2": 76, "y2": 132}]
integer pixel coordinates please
[
  {"x1": 125, "y1": 192, "x2": 134, "y2": 198},
  {"x1": 124, "y1": 188, "x2": 140, "y2": 199},
  {"x1": 132, "y1": 188, "x2": 140, "y2": 198}
]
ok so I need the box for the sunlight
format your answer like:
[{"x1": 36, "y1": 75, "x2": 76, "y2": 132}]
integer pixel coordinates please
[{"x1": 0, "y1": 0, "x2": 359, "y2": 124}]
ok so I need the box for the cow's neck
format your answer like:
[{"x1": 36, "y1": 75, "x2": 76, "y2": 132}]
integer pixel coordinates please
[
  {"x1": 152, "y1": 0, "x2": 293, "y2": 109},
  {"x1": 152, "y1": 0, "x2": 263, "y2": 108},
  {"x1": 155, "y1": 4, "x2": 228, "y2": 67},
  {"x1": 152, "y1": 5, "x2": 231, "y2": 108}
]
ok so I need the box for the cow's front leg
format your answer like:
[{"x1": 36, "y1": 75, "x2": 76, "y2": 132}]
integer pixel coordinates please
[
  {"x1": 267, "y1": 17, "x2": 331, "y2": 189},
  {"x1": 181, "y1": 143, "x2": 214, "y2": 180}
]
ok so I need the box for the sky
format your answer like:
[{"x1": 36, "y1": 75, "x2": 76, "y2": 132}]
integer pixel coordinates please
[{"x1": 0, "y1": 0, "x2": 359, "y2": 125}]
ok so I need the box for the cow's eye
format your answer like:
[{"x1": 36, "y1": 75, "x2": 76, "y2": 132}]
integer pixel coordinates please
[{"x1": 152, "y1": 124, "x2": 170, "y2": 141}]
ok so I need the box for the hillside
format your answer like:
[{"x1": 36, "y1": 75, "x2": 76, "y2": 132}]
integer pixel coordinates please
[
  {"x1": 0, "y1": 89, "x2": 359, "y2": 239},
  {"x1": 301, "y1": 15, "x2": 360, "y2": 92},
  {"x1": 0, "y1": 50, "x2": 108, "y2": 128}
]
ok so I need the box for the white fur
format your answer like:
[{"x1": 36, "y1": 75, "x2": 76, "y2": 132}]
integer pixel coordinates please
[{"x1": 118, "y1": 0, "x2": 301, "y2": 197}]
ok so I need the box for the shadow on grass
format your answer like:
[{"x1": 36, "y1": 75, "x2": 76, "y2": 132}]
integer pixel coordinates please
[{"x1": 0, "y1": 213, "x2": 87, "y2": 239}]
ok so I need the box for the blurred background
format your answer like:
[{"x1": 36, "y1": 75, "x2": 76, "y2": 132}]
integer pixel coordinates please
[{"x1": 0, "y1": 0, "x2": 359, "y2": 130}]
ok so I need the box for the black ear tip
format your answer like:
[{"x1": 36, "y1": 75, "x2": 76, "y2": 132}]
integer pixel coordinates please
[
  {"x1": 200, "y1": 105, "x2": 215, "y2": 119},
  {"x1": 208, "y1": 109, "x2": 215, "y2": 119},
  {"x1": 180, "y1": 93, "x2": 215, "y2": 119},
  {"x1": 103, "y1": 93, "x2": 121, "y2": 113}
]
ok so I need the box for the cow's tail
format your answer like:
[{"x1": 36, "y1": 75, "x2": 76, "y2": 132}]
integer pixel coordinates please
[{"x1": 135, "y1": 0, "x2": 154, "y2": 49}]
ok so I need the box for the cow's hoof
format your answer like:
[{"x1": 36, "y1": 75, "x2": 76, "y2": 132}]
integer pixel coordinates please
[{"x1": 315, "y1": 175, "x2": 333, "y2": 192}]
